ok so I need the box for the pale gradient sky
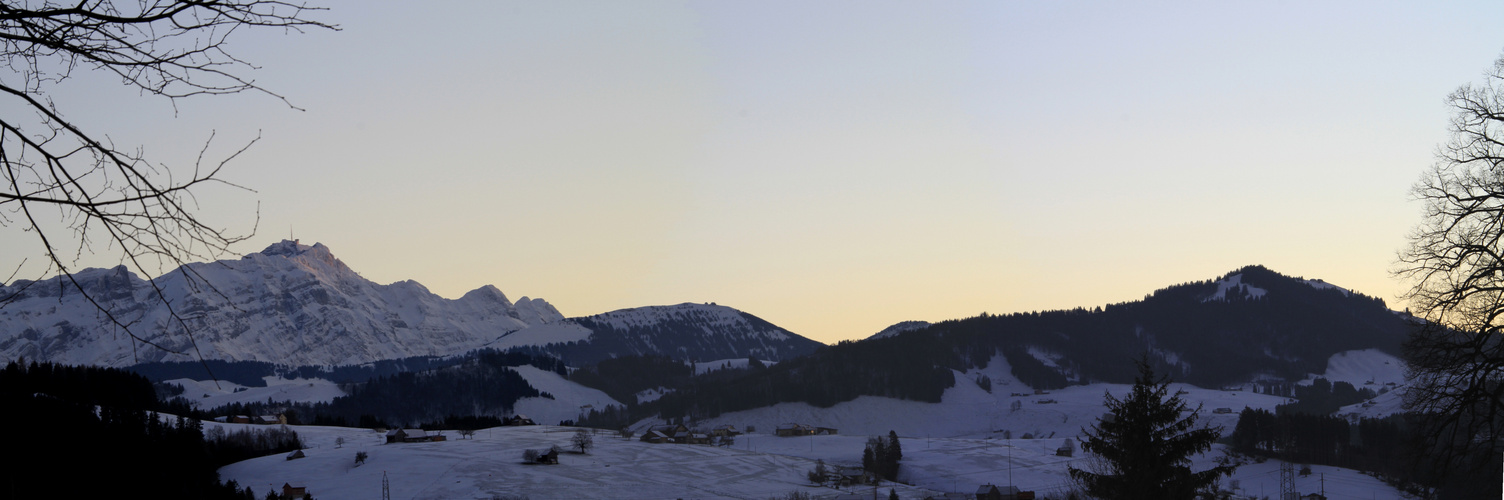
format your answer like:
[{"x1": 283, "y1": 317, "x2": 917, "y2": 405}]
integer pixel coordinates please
[{"x1": 5, "y1": 1, "x2": 1504, "y2": 343}]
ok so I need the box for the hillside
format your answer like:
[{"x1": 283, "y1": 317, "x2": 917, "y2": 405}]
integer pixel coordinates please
[
  {"x1": 640, "y1": 266, "x2": 1413, "y2": 423},
  {"x1": 534, "y1": 302, "x2": 823, "y2": 364}
]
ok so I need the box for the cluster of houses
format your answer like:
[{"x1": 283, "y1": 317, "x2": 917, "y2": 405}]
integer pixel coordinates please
[
  {"x1": 213, "y1": 414, "x2": 286, "y2": 425},
  {"x1": 636, "y1": 422, "x2": 839, "y2": 443},
  {"x1": 639, "y1": 423, "x2": 745, "y2": 444},
  {"x1": 774, "y1": 423, "x2": 838, "y2": 437}
]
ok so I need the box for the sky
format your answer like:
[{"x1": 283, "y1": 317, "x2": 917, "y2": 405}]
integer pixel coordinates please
[{"x1": 4, "y1": 1, "x2": 1504, "y2": 343}]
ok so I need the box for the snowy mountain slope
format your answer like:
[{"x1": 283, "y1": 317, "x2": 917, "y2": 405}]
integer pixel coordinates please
[
  {"x1": 0, "y1": 241, "x2": 825, "y2": 369},
  {"x1": 509, "y1": 365, "x2": 624, "y2": 425},
  {"x1": 675, "y1": 354, "x2": 1289, "y2": 443},
  {"x1": 867, "y1": 320, "x2": 932, "y2": 340},
  {"x1": 859, "y1": 265, "x2": 1414, "y2": 390},
  {"x1": 539, "y1": 302, "x2": 824, "y2": 364},
  {"x1": 0, "y1": 240, "x2": 566, "y2": 367}
]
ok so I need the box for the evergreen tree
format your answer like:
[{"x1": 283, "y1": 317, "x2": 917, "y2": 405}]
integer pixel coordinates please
[
  {"x1": 1069, "y1": 357, "x2": 1233, "y2": 499},
  {"x1": 885, "y1": 430, "x2": 903, "y2": 480}
]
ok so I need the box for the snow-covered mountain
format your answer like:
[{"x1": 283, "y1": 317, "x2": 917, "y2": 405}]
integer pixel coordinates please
[
  {"x1": 0, "y1": 240, "x2": 824, "y2": 369},
  {"x1": 0, "y1": 240, "x2": 566, "y2": 367},
  {"x1": 867, "y1": 320, "x2": 931, "y2": 340},
  {"x1": 528, "y1": 303, "x2": 823, "y2": 365}
]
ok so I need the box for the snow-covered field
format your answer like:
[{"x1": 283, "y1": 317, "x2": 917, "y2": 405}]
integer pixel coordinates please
[
  {"x1": 675, "y1": 355, "x2": 1293, "y2": 442},
  {"x1": 211, "y1": 351, "x2": 1411, "y2": 499},
  {"x1": 171, "y1": 376, "x2": 346, "y2": 409},
  {"x1": 218, "y1": 423, "x2": 1407, "y2": 500}
]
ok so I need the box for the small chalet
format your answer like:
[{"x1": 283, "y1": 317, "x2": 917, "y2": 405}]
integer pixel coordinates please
[
  {"x1": 256, "y1": 414, "x2": 286, "y2": 425},
  {"x1": 640, "y1": 429, "x2": 672, "y2": 444},
  {"x1": 535, "y1": 449, "x2": 559, "y2": 465},
  {"x1": 385, "y1": 428, "x2": 435, "y2": 443},
  {"x1": 776, "y1": 424, "x2": 812, "y2": 436},
  {"x1": 815, "y1": 426, "x2": 838, "y2": 435},
  {"x1": 709, "y1": 425, "x2": 740, "y2": 437},
  {"x1": 285, "y1": 450, "x2": 305, "y2": 460},
  {"x1": 977, "y1": 484, "x2": 1026, "y2": 500},
  {"x1": 686, "y1": 433, "x2": 712, "y2": 445},
  {"x1": 641, "y1": 424, "x2": 690, "y2": 443},
  {"x1": 281, "y1": 483, "x2": 308, "y2": 499},
  {"x1": 505, "y1": 414, "x2": 536, "y2": 426},
  {"x1": 834, "y1": 467, "x2": 874, "y2": 487}
]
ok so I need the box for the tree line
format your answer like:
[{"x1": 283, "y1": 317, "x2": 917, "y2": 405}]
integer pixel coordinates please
[{"x1": 0, "y1": 360, "x2": 302, "y2": 499}]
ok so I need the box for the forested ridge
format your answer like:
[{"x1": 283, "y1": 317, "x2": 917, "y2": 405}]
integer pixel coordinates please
[{"x1": 0, "y1": 361, "x2": 300, "y2": 499}]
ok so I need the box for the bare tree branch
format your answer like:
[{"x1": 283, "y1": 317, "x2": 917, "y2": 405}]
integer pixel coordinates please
[
  {"x1": 0, "y1": 1, "x2": 335, "y2": 366},
  {"x1": 1395, "y1": 53, "x2": 1504, "y2": 485}
]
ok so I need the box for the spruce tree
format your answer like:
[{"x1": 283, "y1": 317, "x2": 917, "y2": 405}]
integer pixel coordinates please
[
  {"x1": 1068, "y1": 357, "x2": 1233, "y2": 499},
  {"x1": 885, "y1": 430, "x2": 903, "y2": 480}
]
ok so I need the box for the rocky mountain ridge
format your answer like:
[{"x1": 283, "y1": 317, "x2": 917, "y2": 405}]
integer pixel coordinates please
[{"x1": 0, "y1": 241, "x2": 821, "y2": 368}]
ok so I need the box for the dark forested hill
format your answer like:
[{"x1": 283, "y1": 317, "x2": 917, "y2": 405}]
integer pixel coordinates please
[{"x1": 642, "y1": 266, "x2": 1412, "y2": 421}]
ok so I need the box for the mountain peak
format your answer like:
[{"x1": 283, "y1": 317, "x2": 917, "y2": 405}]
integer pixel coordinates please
[
  {"x1": 258, "y1": 239, "x2": 312, "y2": 256},
  {"x1": 460, "y1": 284, "x2": 511, "y2": 305}
]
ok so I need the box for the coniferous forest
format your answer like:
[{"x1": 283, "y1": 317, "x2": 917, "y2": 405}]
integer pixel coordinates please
[{"x1": 0, "y1": 361, "x2": 299, "y2": 500}]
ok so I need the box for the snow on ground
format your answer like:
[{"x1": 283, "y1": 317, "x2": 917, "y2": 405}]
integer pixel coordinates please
[
  {"x1": 170, "y1": 376, "x2": 345, "y2": 409},
  {"x1": 695, "y1": 358, "x2": 777, "y2": 375},
  {"x1": 1296, "y1": 349, "x2": 1410, "y2": 419},
  {"x1": 482, "y1": 322, "x2": 593, "y2": 350},
  {"x1": 510, "y1": 365, "x2": 623, "y2": 426},
  {"x1": 636, "y1": 387, "x2": 671, "y2": 404},
  {"x1": 219, "y1": 425, "x2": 934, "y2": 500},
  {"x1": 1216, "y1": 455, "x2": 1403, "y2": 500},
  {"x1": 218, "y1": 423, "x2": 1408, "y2": 500},
  {"x1": 1300, "y1": 278, "x2": 1352, "y2": 296},
  {"x1": 1203, "y1": 273, "x2": 1268, "y2": 302},
  {"x1": 678, "y1": 355, "x2": 1290, "y2": 443},
  {"x1": 1300, "y1": 349, "x2": 1407, "y2": 387}
]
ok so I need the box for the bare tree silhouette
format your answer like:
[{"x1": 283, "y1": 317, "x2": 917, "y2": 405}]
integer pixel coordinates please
[
  {"x1": 0, "y1": 1, "x2": 335, "y2": 360},
  {"x1": 1397, "y1": 52, "x2": 1504, "y2": 496}
]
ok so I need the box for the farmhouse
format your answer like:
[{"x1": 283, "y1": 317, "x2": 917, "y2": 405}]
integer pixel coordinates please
[
  {"x1": 640, "y1": 424, "x2": 690, "y2": 443},
  {"x1": 385, "y1": 428, "x2": 441, "y2": 443},
  {"x1": 775, "y1": 423, "x2": 815, "y2": 437},
  {"x1": 282, "y1": 483, "x2": 308, "y2": 499},
  {"x1": 977, "y1": 484, "x2": 1032, "y2": 500},
  {"x1": 505, "y1": 414, "x2": 536, "y2": 426},
  {"x1": 834, "y1": 466, "x2": 874, "y2": 486}
]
